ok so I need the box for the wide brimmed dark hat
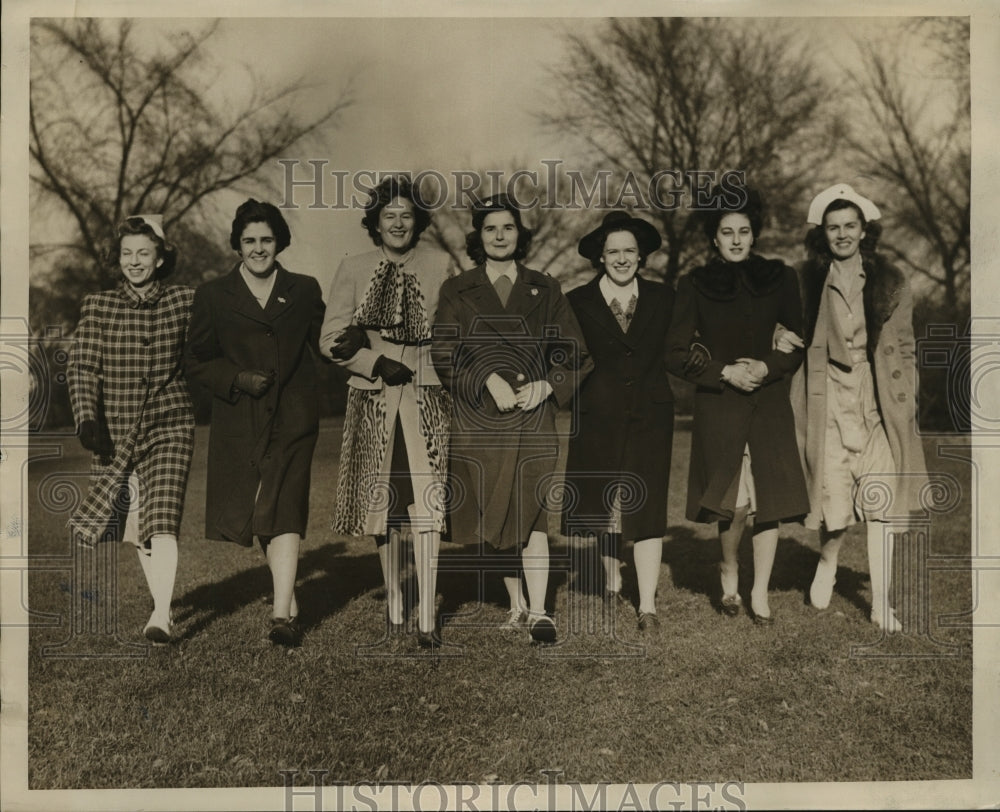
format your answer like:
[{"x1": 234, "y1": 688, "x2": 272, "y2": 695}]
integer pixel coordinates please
[{"x1": 577, "y1": 211, "x2": 662, "y2": 261}]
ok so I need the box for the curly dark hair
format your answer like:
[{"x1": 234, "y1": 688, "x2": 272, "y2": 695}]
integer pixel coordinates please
[
  {"x1": 360, "y1": 175, "x2": 432, "y2": 248},
  {"x1": 700, "y1": 184, "x2": 765, "y2": 243},
  {"x1": 465, "y1": 198, "x2": 533, "y2": 264},
  {"x1": 804, "y1": 198, "x2": 883, "y2": 259},
  {"x1": 229, "y1": 199, "x2": 292, "y2": 253},
  {"x1": 110, "y1": 217, "x2": 177, "y2": 279}
]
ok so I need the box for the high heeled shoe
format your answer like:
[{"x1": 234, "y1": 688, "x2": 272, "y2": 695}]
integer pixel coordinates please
[
  {"x1": 720, "y1": 593, "x2": 742, "y2": 618},
  {"x1": 268, "y1": 616, "x2": 302, "y2": 647},
  {"x1": 417, "y1": 621, "x2": 443, "y2": 649},
  {"x1": 386, "y1": 609, "x2": 405, "y2": 636},
  {"x1": 143, "y1": 612, "x2": 174, "y2": 645}
]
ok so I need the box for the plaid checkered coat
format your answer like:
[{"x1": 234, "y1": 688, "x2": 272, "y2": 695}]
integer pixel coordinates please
[
  {"x1": 184, "y1": 264, "x2": 324, "y2": 546},
  {"x1": 67, "y1": 281, "x2": 195, "y2": 546}
]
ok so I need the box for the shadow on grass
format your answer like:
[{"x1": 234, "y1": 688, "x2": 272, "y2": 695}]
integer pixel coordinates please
[
  {"x1": 661, "y1": 524, "x2": 871, "y2": 615},
  {"x1": 171, "y1": 540, "x2": 388, "y2": 638}
]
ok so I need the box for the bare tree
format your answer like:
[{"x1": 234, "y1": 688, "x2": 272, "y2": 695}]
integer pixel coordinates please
[
  {"x1": 846, "y1": 24, "x2": 970, "y2": 314},
  {"x1": 29, "y1": 18, "x2": 353, "y2": 302},
  {"x1": 540, "y1": 18, "x2": 836, "y2": 284}
]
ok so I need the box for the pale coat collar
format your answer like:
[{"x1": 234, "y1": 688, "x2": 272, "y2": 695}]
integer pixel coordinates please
[{"x1": 599, "y1": 274, "x2": 638, "y2": 310}]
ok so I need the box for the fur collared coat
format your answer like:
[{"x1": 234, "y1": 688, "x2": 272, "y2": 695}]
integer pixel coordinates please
[
  {"x1": 666, "y1": 254, "x2": 809, "y2": 524},
  {"x1": 791, "y1": 251, "x2": 928, "y2": 529}
]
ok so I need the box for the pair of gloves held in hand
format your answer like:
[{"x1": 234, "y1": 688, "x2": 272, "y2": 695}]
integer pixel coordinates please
[
  {"x1": 331, "y1": 324, "x2": 544, "y2": 408},
  {"x1": 329, "y1": 324, "x2": 413, "y2": 386},
  {"x1": 234, "y1": 325, "x2": 414, "y2": 396}
]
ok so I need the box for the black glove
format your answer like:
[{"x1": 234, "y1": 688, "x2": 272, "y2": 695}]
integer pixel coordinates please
[
  {"x1": 683, "y1": 342, "x2": 711, "y2": 376},
  {"x1": 79, "y1": 419, "x2": 114, "y2": 458},
  {"x1": 233, "y1": 369, "x2": 275, "y2": 398},
  {"x1": 373, "y1": 355, "x2": 414, "y2": 386},
  {"x1": 329, "y1": 325, "x2": 370, "y2": 361}
]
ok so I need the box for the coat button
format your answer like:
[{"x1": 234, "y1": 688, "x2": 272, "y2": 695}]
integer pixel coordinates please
[
  {"x1": 141, "y1": 337, "x2": 151, "y2": 346},
  {"x1": 896, "y1": 393, "x2": 906, "y2": 402},
  {"x1": 885, "y1": 346, "x2": 894, "y2": 355},
  {"x1": 892, "y1": 370, "x2": 901, "y2": 379},
  {"x1": 266, "y1": 329, "x2": 274, "y2": 337},
  {"x1": 625, "y1": 377, "x2": 634, "y2": 386},
  {"x1": 139, "y1": 376, "x2": 148, "y2": 385},
  {"x1": 625, "y1": 350, "x2": 633, "y2": 357}
]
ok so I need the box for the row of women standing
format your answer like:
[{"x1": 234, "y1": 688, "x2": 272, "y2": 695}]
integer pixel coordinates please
[{"x1": 67, "y1": 176, "x2": 926, "y2": 648}]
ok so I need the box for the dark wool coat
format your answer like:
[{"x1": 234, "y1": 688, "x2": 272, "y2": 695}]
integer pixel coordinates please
[
  {"x1": 791, "y1": 251, "x2": 928, "y2": 528},
  {"x1": 562, "y1": 274, "x2": 675, "y2": 540},
  {"x1": 666, "y1": 254, "x2": 809, "y2": 524},
  {"x1": 67, "y1": 281, "x2": 195, "y2": 546},
  {"x1": 184, "y1": 264, "x2": 324, "y2": 546},
  {"x1": 432, "y1": 263, "x2": 593, "y2": 550}
]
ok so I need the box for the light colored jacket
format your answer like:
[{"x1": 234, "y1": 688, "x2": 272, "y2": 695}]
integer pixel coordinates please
[{"x1": 319, "y1": 244, "x2": 455, "y2": 389}]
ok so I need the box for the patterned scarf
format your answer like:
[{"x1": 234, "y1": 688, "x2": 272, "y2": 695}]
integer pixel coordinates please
[
  {"x1": 608, "y1": 294, "x2": 638, "y2": 333},
  {"x1": 353, "y1": 253, "x2": 430, "y2": 343}
]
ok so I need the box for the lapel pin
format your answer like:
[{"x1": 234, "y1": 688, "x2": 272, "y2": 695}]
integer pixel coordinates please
[
  {"x1": 277, "y1": 296, "x2": 287, "y2": 304},
  {"x1": 531, "y1": 289, "x2": 538, "y2": 296}
]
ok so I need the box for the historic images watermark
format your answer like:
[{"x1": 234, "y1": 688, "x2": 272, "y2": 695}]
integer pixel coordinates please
[
  {"x1": 276, "y1": 161, "x2": 750, "y2": 213},
  {"x1": 280, "y1": 770, "x2": 748, "y2": 811}
]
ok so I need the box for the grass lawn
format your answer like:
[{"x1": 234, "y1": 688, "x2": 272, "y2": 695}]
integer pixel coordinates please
[{"x1": 26, "y1": 417, "x2": 972, "y2": 788}]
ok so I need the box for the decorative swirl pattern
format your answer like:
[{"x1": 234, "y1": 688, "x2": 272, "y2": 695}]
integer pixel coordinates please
[
  {"x1": 603, "y1": 473, "x2": 647, "y2": 516},
  {"x1": 38, "y1": 472, "x2": 87, "y2": 515},
  {"x1": 854, "y1": 475, "x2": 893, "y2": 516},
  {"x1": 919, "y1": 473, "x2": 961, "y2": 515},
  {"x1": 543, "y1": 478, "x2": 579, "y2": 513}
]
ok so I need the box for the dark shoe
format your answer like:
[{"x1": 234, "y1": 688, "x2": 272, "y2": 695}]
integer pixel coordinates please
[
  {"x1": 528, "y1": 614, "x2": 557, "y2": 644},
  {"x1": 143, "y1": 612, "x2": 173, "y2": 645},
  {"x1": 604, "y1": 590, "x2": 630, "y2": 610},
  {"x1": 637, "y1": 611, "x2": 660, "y2": 632},
  {"x1": 417, "y1": 626, "x2": 443, "y2": 649},
  {"x1": 752, "y1": 612, "x2": 775, "y2": 627},
  {"x1": 269, "y1": 616, "x2": 302, "y2": 647},
  {"x1": 386, "y1": 609, "x2": 405, "y2": 636},
  {"x1": 720, "y1": 593, "x2": 742, "y2": 617},
  {"x1": 143, "y1": 624, "x2": 172, "y2": 645}
]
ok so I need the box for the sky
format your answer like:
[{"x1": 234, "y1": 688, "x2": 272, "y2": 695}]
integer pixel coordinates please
[{"x1": 30, "y1": 14, "x2": 957, "y2": 295}]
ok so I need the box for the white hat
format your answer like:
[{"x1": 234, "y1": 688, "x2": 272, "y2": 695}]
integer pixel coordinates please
[
  {"x1": 806, "y1": 184, "x2": 881, "y2": 225},
  {"x1": 130, "y1": 213, "x2": 166, "y2": 240}
]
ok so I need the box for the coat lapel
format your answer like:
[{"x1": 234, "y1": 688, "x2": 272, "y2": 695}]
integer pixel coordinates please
[
  {"x1": 457, "y1": 265, "x2": 508, "y2": 323},
  {"x1": 221, "y1": 264, "x2": 271, "y2": 326},
  {"x1": 263, "y1": 265, "x2": 296, "y2": 322},
  {"x1": 574, "y1": 275, "x2": 626, "y2": 341},
  {"x1": 623, "y1": 277, "x2": 657, "y2": 346},
  {"x1": 505, "y1": 264, "x2": 545, "y2": 321}
]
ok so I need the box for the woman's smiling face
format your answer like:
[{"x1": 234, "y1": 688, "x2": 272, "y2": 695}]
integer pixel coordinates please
[
  {"x1": 238, "y1": 221, "x2": 278, "y2": 277},
  {"x1": 601, "y1": 229, "x2": 641, "y2": 287},
  {"x1": 377, "y1": 196, "x2": 416, "y2": 255},
  {"x1": 119, "y1": 234, "x2": 161, "y2": 288}
]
